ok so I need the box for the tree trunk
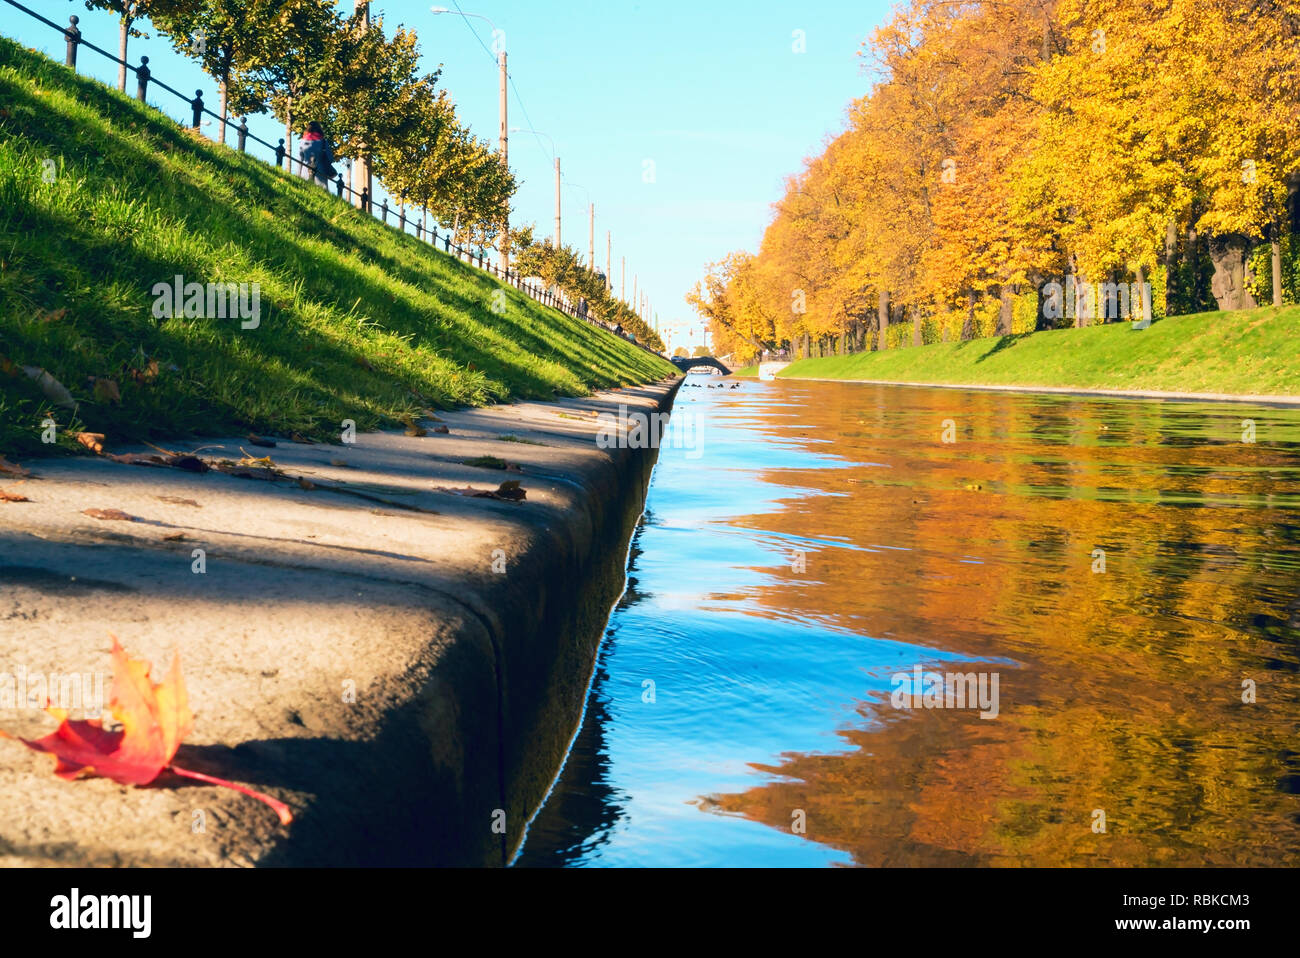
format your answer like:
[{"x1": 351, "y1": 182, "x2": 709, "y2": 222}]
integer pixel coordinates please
[
  {"x1": 1164, "y1": 220, "x2": 1178, "y2": 317},
  {"x1": 1273, "y1": 236, "x2": 1284, "y2": 307},
  {"x1": 962, "y1": 290, "x2": 977, "y2": 340},
  {"x1": 998, "y1": 284, "x2": 1013, "y2": 335},
  {"x1": 877, "y1": 289, "x2": 889, "y2": 350},
  {"x1": 913, "y1": 305, "x2": 921, "y2": 346},
  {"x1": 117, "y1": 18, "x2": 131, "y2": 93},
  {"x1": 354, "y1": 150, "x2": 371, "y2": 210}
]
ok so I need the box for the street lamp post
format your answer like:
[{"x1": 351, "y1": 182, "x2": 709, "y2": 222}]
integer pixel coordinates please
[
  {"x1": 352, "y1": 0, "x2": 373, "y2": 211},
  {"x1": 432, "y1": 7, "x2": 509, "y2": 274},
  {"x1": 511, "y1": 127, "x2": 560, "y2": 247},
  {"x1": 562, "y1": 179, "x2": 595, "y2": 274}
]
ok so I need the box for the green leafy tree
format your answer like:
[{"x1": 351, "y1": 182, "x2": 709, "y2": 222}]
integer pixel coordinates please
[
  {"x1": 152, "y1": 0, "x2": 272, "y2": 143},
  {"x1": 315, "y1": 12, "x2": 430, "y2": 183},
  {"x1": 240, "y1": 0, "x2": 338, "y2": 162},
  {"x1": 78, "y1": 0, "x2": 197, "y2": 92}
]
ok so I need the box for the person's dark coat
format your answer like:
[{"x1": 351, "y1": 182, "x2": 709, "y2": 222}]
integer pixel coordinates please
[{"x1": 299, "y1": 132, "x2": 335, "y2": 185}]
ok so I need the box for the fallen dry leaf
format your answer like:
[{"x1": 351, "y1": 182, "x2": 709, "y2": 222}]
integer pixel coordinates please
[
  {"x1": 491, "y1": 479, "x2": 526, "y2": 501},
  {"x1": 157, "y1": 496, "x2": 200, "y2": 508},
  {"x1": 329, "y1": 458, "x2": 349, "y2": 467},
  {"x1": 404, "y1": 420, "x2": 428, "y2": 437},
  {"x1": 161, "y1": 532, "x2": 186, "y2": 541},
  {"x1": 108, "y1": 452, "x2": 166, "y2": 467},
  {"x1": 127, "y1": 359, "x2": 160, "y2": 384},
  {"x1": 441, "y1": 479, "x2": 526, "y2": 502},
  {"x1": 166, "y1": 455, "x2": 208, "y2": 473},
  {"x1": 246, "y1": 433, "x2": 276, "y2": 448},
  {"x1": 213, "y1": 456, "x2": 279, "y2": 480},
  {"x1": 91, "y1": 378, "x2": 121, "y2": 404},
  {"x1": 0, "y1": 488, "x2": 30, "y2": 502},
  {"x1": 81, "y1": 508, "x2": 135, "y2": 521},
  {"x1": 0, "y1": 456, "x2": 29, "y2": 476},
  {"x1": 432, "y1": 425, "x2": 450, "y2": 434},
  {"x1": 75, "y1": 432, "x2": 105, "y2": 454},
  {"x1": 4, "y1": 637, "x2": 291, "y2": 824}
]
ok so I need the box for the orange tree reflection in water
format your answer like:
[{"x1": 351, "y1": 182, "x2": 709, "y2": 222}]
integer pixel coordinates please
[{"x1": 707, "y1": 382, "x2": 1300, "y2": 867}]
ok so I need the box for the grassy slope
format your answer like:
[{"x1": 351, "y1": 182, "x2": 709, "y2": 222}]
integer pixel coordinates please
[
  {"x1": 0, "y1": 39, "x2": 673, "y2": 456},
  {"x1": 777, "y1": 307, "x2": 1300, "y2": 396}
]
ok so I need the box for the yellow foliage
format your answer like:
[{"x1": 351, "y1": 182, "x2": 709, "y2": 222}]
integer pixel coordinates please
[{"x1": 688, "y1": 0, "x2": 1300, "y2": 348}]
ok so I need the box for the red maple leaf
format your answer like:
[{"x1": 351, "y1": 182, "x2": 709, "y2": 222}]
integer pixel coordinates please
[{"x1": 6, "y1": 637, "x2": 291, "y2": 824}]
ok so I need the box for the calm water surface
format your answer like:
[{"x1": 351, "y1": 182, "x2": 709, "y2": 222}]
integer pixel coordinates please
[{"x1": 516, "y1": 378, "x2": 1300, "y2": 867}]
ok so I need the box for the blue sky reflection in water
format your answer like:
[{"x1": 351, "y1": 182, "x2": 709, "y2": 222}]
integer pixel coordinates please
[{"x1": 516, "y1": 378, "x2": 1300, "y2": 867}]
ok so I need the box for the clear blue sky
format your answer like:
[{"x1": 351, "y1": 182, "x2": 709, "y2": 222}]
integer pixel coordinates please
[{"x1": 7, "y1": 0, "x2": 891, "y2": 349}]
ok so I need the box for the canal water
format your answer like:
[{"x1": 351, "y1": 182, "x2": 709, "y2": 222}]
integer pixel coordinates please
[{"x1": 515, "y1": 378, "x2": 1300, "y2": 867}]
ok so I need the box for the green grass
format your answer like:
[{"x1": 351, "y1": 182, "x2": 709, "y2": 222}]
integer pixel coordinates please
[
  {"x1": 777, "y1": 307, "x2": 1300, "y2": 396},
  {"x1": 0, "y1": 39, "x2": 673, "y2": 457},
  {"x1": 729, "y1": 364, "x2": 759, "y2": 377},
  {"x1": 497, "y1": 434, "x2": 545, "y2": 445},
  {"x1": 462, "y1": 455, "x2": 511, "y2": 469}
]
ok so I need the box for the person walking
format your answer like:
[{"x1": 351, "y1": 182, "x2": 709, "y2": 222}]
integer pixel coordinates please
[{"x1": 298, "y1": 121, "x2": 335, "y2": 188}]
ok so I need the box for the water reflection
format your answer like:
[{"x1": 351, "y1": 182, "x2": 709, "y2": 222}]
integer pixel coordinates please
[{"x1": 516, "y1": 380, "x2": 1300, "y2": 867}]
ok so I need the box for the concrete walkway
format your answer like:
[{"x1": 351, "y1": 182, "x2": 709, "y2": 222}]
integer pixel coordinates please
[{"x1": 0, "y1": 377, "x2": 680, "y2": 866}]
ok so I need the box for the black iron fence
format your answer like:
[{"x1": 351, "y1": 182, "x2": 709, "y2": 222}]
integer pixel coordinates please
[{"x1": 4, "y1": 0, "x2": 665, "y2": 357}]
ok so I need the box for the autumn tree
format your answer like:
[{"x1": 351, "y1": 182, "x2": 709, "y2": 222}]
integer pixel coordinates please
[{"x1": 690, "y1": 0, "x2": 1298, "y2": 349}]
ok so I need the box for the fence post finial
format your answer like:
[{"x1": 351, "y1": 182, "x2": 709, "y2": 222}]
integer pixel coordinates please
[
  {"x1": 135, "y1": 55, "x2": 150, "y2": 102},
  {"x1": 65, "y1": 16, "x2": 80, "y2": 71}
]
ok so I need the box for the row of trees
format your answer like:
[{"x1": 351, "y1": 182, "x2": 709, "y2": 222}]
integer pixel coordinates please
[
  {"x1": 512, "y1": 234, "x2": 665, "y2": 351},
  {"x1": 690, "y1": 0, "x2": 1300, "y2": 364},
  {"x1": 79, "y1": 0, "x2": 513, "y2": 245}
]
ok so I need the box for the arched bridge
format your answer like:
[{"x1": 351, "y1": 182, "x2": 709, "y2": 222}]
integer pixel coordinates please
[{"x1": 671, "y1": 356, "x2": 732, "y2": 375}]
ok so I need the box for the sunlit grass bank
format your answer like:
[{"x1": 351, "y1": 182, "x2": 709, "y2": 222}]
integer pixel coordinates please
[
  {"x1": 776, "y1": 307, "x2": 1299, "y2": 398},
  {"x1": 0, "y1": 39, "x2": 673, "y2": 456}
]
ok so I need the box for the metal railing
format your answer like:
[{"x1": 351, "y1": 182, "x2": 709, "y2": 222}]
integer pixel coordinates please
[{"x1": 3, "y1": 0, "x2": 666, "y2": 357}]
